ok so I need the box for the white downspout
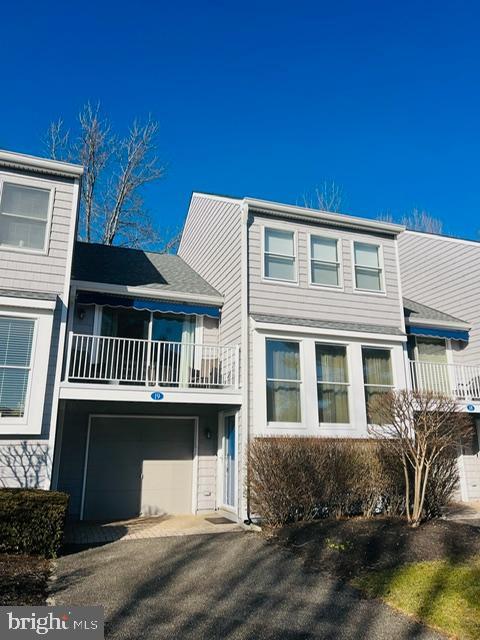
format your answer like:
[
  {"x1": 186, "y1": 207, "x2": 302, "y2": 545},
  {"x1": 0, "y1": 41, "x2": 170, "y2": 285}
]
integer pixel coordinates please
[{"x1": 240, "y1": 201, "x2": 250, "y2": 522}]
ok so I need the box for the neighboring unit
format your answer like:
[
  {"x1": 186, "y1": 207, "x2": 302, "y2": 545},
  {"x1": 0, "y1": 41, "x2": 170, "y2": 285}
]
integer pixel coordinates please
[{"x1": 0, "y1": 150, "x2": 82, "y2": 489}]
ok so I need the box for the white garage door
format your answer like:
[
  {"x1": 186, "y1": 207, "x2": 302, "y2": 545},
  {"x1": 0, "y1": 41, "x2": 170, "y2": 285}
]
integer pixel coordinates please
[{"x1": 82, "y1": 417, "x2": 195, "y2": 521}]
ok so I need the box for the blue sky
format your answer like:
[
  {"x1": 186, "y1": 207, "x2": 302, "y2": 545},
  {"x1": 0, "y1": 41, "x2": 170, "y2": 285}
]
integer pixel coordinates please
[{"x1": 2, "y1": 1, "x2": 480, "y2": 239}]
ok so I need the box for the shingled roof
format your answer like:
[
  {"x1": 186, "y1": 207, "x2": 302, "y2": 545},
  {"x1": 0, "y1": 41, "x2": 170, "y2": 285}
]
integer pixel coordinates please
[
  {"x1": 72, "y1": 242, "x2": 222, "y2": 300},
  {"x1": 403, "y1": 297, "x2": 470, "y2": 329}
]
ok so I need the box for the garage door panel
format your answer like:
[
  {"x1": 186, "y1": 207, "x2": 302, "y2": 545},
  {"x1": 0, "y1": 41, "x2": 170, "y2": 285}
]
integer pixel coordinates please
[{"x1": 83, "y1": 417, "x2": 195, "y2": 521}]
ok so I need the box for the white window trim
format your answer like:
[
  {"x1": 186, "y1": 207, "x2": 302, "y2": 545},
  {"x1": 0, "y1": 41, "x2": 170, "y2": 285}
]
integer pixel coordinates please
[
  {"x1": 351, "y1": 240, "x2": 386, "y2": 296},
  {"x1": 315, "y1": 341, "x2": 352, "y2": 428},
  {"x1": 0, "y1": 307, "x2": 53, "y2": 435},
  {"x1": 0, "y1": 173, "x2": 55, "y2": 256},
  {"x1": 265, "y1": 337, "x2": 304, "y2": 428},
  {"x1": 308, "y1": 233, "x2": 344, "y2": 290},
  {"x1": 261, "y1": 224, "x2": 299, "y2": 286}
]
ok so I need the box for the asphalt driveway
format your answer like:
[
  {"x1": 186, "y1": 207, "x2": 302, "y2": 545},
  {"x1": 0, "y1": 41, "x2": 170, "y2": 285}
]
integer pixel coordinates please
[{"x1": 52, "y1": 532, "x2": 444, "y2": 639}]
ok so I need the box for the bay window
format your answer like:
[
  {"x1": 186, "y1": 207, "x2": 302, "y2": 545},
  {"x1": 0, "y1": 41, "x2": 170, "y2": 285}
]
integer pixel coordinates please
[
  {"x1": 0, "y1": 317, "x2": 35, "y2": 418},
  {"x1": 362, "y1": 347, "x2": 393, "y2": 422},
  {"x1": 310, "y1": 236, "x2": 341, "y2": 287},
  {"x1": 354, "y1": 242, "x2": 383, "y2": 292},
  {"x1": 266, "y1": 339, "x2": 301, "y2": 422},
  {"x1": 316, "y1": 344, "x2": 349, "y2": 423},
  {"x1": 0, "y1": 182, "x2": 52, "y2": 252},
  {"x1": 264, "y1": 228, "x2": 296, "y2": 282}
]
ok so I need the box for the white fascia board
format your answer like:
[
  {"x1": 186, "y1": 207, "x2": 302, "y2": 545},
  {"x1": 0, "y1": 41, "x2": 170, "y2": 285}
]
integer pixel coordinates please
[
  {"x1": 59, "y1": 383, "x2": 242, "y2": 404},
  {"x1": 406, "y1": 318, "x2": 471, "y2": 330},
  {"x1": 0, "y1": 295, "x2": 56, "y2": 311},
  {"x1": 0, "y1": 149, "x2": 83, "y2": 178},
  {"x1": 71, "y1": 280, "x2": 224, "y2": 306},
  {"x1": 251, "y1": 319, "x2": 407, "y2": 342},
  {"x1": 245, "y1": 197, "x2": 405, "y2": 236}
]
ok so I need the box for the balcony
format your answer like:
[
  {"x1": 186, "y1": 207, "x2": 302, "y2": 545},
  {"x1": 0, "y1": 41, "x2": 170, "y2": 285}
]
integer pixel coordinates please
[
  {"x1": 63, "y1": 333, "x2": 240, "y2": 396},
  {"x1": 409, "y1": 360, "x2": 480, "y2": 401}
]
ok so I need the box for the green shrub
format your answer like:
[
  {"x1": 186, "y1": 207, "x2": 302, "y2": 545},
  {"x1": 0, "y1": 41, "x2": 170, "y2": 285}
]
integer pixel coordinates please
[
  {"x1": 0, "y1": 489, "x2": 69, "y2": 557},
  {"x1": 248, "y1": 437, "x2": 405, "y2": 527}
]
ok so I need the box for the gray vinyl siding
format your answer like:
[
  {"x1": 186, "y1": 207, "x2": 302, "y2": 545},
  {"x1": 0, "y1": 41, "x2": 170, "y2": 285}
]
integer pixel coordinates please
[
  {"x1": 399, "y1": 231, "x2": 480, "y2": 365},
  {"x1": 57, "y1": 401, "x2": 226, "y2": 518},
  {"x1": 248, "y1": 214, "x2": 404, "y2": 330},
  {"x1": 178, "y1": 195, "x2": 242, "y2": 347},
  {"x1": 0, "y1": 168, "x2": 76, "y2": 296},
  {"x1": 0, "y1": 440, "x2": 51, "y2": 488}
]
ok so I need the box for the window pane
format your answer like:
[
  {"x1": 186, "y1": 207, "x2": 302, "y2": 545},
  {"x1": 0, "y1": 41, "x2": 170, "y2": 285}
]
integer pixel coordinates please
[
  {"x1": 265, "y1": 228, "x2": 294, "y2": 255},
  {"x1": 416, "y1": 337, "x2": 447, "y2": 363},
  {"x1": 316, "y1": 344, "x2": 348, "y2": 382},
  {"x1": 0, "y1": 318, "x2": 34, "y2": 367},
  {"x1": 311, "y1": 262, "x2": 339, "y2": 286},
  {"x1": 267, "y1": 381, "x2": 301, "y2": 422},
  {"x1": 318, "y1": 384, "x2": 349, "y2": 423},
  {"x1": 311, "y1": 236, "x2": 337, "y2": 262},
  {"x1": 0, "y1": 216, "x2": 47, "y2": 250},
  {"x1": 266, "y1": 340, "x2": 300, "y2": 380},
  {"x1": 0, "y1": 367, "x2": 30, "y2": 417},
  {"x1": 265, "y1": 255, "x2": 295, "y2": 281},
  {"x1": 354, "y1": 242, "x2": 379, "y2": 268},
  {"x1": 1, "y1": 184, "x2": 50, "y2": 220},
  {"x1": 362, "y1": 348, "x2": 393, "y2": 385},
  {"x1": 365, "y1": 386, "x2": 390, "y2": 423},
  {"x1": 355, "y1": 266, "x2": 381, "y2": 291}
]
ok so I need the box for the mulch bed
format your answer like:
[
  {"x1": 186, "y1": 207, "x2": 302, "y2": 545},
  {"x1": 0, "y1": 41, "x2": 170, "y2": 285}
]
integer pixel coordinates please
[
  {"x1": 0, "y1": 555, "x2": 51, "y2": 605},
  {"x1": 272, "y1": 517, "x2": 480, "y2": 581}
]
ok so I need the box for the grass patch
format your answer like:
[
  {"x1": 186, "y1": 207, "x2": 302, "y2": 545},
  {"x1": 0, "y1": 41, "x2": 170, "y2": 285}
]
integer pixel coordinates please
[{"x1": 354, "y1": 557, "x2": 480, "y2": 640}]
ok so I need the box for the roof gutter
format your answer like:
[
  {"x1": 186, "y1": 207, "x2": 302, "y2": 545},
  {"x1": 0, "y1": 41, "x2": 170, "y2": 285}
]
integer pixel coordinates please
[
  {"x1": 0, "y1": 150, "x2": 84, "y2": 178},
  {"x1": 244, "y1": 197, "x2": 405, "y2": 235}
]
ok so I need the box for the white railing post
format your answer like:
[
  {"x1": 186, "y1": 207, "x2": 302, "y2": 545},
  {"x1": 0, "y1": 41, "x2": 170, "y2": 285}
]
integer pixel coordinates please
[
  {"x1": 64, "y1": 331, "x2": 74, "y2": 381},
  {"x1": 235, "y1": 345, "x2": 241, "y2": 390}
]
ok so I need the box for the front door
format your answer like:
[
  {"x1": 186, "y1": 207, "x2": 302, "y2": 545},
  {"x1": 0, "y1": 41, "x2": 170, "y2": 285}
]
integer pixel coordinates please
[{"x1": 221, "y1": 413, "x2": 236, "y2": 509}]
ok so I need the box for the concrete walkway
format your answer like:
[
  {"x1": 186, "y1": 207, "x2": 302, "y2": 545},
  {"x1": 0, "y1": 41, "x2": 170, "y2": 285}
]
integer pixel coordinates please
[
  {"x1": 64, "y1": 513, "x2": 241, "y2": 544},
  {"x1": 53, "y1": 532, "x2": 444, "y2": 639},
  {"x1": 444, "y1": 501, "x2": 480, "y2": 527}
]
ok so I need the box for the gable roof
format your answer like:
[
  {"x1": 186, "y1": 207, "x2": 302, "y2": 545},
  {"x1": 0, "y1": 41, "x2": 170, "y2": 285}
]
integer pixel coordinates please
[
  {"x1": 403, "y1": 297, "x2": 470, "y2": 330},
  {"x1": 72, "y1": 242, "x2": 222, "y2": 302}
]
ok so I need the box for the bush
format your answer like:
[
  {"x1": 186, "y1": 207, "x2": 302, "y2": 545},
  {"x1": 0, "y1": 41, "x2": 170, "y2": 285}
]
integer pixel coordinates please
[
  {"x1": 248, "y1": 437, "x2": 406, "y2": 527},
  {"x1": 0, "y1": 489, "x2": 69, "y2": 557},
  {"x1": 423, "y1": 447, "x2": 459, "y2": 519}
]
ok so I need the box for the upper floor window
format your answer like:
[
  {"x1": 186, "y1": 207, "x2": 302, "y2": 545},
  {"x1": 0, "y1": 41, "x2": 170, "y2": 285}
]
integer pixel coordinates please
[
  {"x1": 362, "y1": 347, "x2": 393, "y2": 422},
  {"x1": 316, "y1": 344, "x2": 349, "y2": 423},
  {"x1": 264, "y1": 228, "x2": 296, "y2": 282},
  {"x1": 0, "y1": 316, "x2": 35, "y2": 419},
  {"x1": 266, "y1": 339, "x2": 301, "y2": 422},
  {"x1": 353, "y1": 242, "x2": 383, "y2": 292},
  {"x1": 310, "y1": 236, "x2": 341, "y2": 287},
  {"x1": 0, "y1": 182, "x2": 51, "y2": 252}
]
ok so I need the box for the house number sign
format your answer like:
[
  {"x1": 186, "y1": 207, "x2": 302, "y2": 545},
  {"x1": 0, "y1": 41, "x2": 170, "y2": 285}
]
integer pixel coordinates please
[{"x1": 151, "y1": 392, "x2": 164, "y2": 401}]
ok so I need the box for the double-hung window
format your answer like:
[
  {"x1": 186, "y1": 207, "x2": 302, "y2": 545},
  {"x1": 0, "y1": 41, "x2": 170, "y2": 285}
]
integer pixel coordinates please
[
  {"x1": 362, "y1": 347, "x2": 394, "y2": 422},
  {"x1": 0, "y1": 182, "x2": 52, "y2": 252},
  {"x1": 266, "y1": 339, "x2": 301, "y2": 422},
  {"x1": 353, "y1": 242, "x2": 383, "y2": 292},
  {"x1": 316, "y1": 344, "x2": 349, "y2": 423},
  {"x1": 264, "y1": 228, "x2": 296, "y2": 282},
  {"x1": 0, "y1": 317, "x2": 35, "y2": 418},
  {"x1": 310, "y1": 236, "x2": 341, "y2": 287}
]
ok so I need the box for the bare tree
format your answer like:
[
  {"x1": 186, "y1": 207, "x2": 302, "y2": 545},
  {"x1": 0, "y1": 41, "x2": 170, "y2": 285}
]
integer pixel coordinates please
[
  {"x1": 402, "y1": 208, "x2": 443, "y2": 234},
  {"x1": 44, "y1": 104, "x2": 171, "y2": 250},
  {"x1": 303, "y1": 180, "x2": 344, "y2": 212},
  {"x1": 368, "y1": 390, "x2": 471, "y2": 527}
]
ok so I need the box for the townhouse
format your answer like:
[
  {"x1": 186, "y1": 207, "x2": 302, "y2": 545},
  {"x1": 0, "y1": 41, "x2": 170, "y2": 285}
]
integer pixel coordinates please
[
  {"x1": 0, "y1": 150, "x2": 82, "y2": 489},
  {"x1": 0, "y1": 149, "x2": 478, "y2": 520}
]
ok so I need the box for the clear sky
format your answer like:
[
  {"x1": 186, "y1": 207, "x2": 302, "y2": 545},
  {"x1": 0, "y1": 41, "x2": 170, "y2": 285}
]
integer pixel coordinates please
[{"x1": 2, "y1": 0, "x2": 480, "y2": 239}]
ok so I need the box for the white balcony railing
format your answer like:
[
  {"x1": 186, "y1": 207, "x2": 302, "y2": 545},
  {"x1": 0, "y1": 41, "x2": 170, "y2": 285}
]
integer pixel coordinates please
[
  {"x1": 65, "y1": 333, "x2": 240, "y2": 390},
  {"x1": 409, "y1": 360, "x2": 480, "y2": 401}
]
